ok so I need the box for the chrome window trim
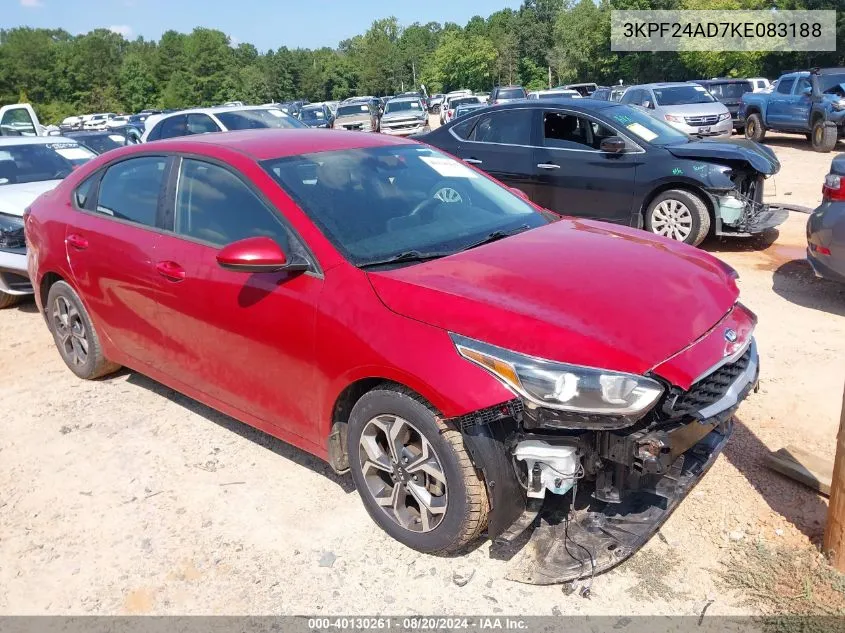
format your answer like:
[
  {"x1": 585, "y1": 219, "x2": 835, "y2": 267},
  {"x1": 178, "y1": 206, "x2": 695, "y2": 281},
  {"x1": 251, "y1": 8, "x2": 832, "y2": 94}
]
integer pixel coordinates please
[{"x1": 447, "y1": 107, "x2": 646, "y2": 155}]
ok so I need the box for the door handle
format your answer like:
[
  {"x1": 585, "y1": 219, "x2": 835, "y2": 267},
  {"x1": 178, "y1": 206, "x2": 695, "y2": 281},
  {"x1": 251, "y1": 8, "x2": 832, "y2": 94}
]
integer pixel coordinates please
[
  {"x1": 464, "y1": 158, "x2": 483, "y2": 165},
  {"x1": 66, "y1": 233, "x2": 88, "y2": 250},
  {"x1": 156, "y1": 261, "x2": 186, "y2": 282},
  {"x1": 537, "y1": 163, "x2": 560, "y2": 170}
]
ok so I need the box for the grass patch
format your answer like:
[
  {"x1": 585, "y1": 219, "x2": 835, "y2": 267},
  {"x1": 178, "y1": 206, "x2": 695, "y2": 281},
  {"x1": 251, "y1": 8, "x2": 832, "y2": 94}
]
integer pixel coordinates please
[
  {"x1": 719, "y1": 540, "x2": 845, "y2": 632},
  {"x1": 625, "y1": 546, "x2": 690, "y2": 601}
]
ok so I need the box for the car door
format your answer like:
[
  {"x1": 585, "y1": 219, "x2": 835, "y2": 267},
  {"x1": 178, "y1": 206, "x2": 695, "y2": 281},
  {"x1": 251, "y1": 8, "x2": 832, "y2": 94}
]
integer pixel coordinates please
[
  {"x1": 0, "y1": 104, "x2": 40, "y2": 136},
  {"x1": 531, "y1": 109, "x2": 641, "y2": 225},
  {"x1": 151, "y1": 156, "x2": 322, "y2": 439},
  {"x1": 767, "y1": 77, "x2": 795, "y2": 126},
  {"x1": 792, "y1": 76, "x2": 813, "y2": 129},
  {"x1": 65, "y1": 155, "x2": 171, "y2": 366},
  {"x1": 451, "y1": 108, "x2": 539, "y2": 198}
]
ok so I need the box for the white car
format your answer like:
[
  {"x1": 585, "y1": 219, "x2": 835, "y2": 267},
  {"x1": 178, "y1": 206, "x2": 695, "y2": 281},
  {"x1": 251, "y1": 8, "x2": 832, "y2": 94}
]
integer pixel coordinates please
[
  {"x1": 106, "y1": 115, "x2": 131, "y2": 129},
  {"x1": 441, "y1": 95, "x2": 485, "y2": 125},
  {"x1": 141, "y1": 105, "x2": 305, "y2": 142},
  {"x1": 527, "y1": 89, "x2": 582, "y2": 100},
  {"x1": 83, "y1": 113, "x2": 116, "y2": 131},
  {"x1": 0, "y1": 136, "x2": 97, "y2": 308},
  {"x1": 439, "y1": 91, "x2": 474, "y2": 125},
  {"x1": 747, "y1": 77, "x2": 772, "y2": 93}
]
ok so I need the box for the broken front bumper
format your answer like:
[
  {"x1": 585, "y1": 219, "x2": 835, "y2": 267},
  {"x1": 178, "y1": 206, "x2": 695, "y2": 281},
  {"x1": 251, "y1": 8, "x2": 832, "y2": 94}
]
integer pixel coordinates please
[{"x1": 456, "y1": 338, "x2": 760, "y2": 585}]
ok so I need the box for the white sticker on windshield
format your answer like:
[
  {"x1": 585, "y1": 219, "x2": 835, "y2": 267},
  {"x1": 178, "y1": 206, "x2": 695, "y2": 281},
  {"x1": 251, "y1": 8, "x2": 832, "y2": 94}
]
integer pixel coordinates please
[
  {"x1": 55, "y1": 147, "x2": 91, "y2": 160},
  {"x1": 419, "y1": 156, "x2": 478, "y2": 179},
  {"x1": 693, "y1": 86, "x2": 707, "y2": 92},
  {"x1": 360, "y1": 105, "x2": 368, "y2": 111},
  {"x1": 109, "y1": 135, "x2": 126, "y2": 143},
  {"x1": 267, "y1": 109, "x2": 285, "y2": 118},
  {"x1": 626, "y1": 122, "x2": 658, "y2": 141}
]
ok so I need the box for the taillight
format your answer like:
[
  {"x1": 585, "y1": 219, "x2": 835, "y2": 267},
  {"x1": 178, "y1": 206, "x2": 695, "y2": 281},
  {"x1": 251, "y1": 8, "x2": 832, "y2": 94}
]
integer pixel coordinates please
[
  {"x1": 811, "y1": 243, "x2": 832, "y2": 256},
  {"x1": 823, "y1": 173, "x2": 845, "y2": 200}
]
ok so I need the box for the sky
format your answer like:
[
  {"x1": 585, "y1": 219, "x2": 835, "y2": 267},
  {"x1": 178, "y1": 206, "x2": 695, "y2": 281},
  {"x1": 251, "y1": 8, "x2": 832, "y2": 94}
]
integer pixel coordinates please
[{"x1": 4, "y1": 0, "x2": 523, "y2": 50}]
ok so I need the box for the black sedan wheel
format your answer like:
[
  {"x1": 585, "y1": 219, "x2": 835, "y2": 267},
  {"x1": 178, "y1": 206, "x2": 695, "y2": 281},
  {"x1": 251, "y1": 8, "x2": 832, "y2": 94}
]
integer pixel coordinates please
[
  {"x1": 645, "y1": 189, "x2": 711, "y2": 247},
  {"x1": 347, "y1": 386, "x2": 489, "y2": 554}
]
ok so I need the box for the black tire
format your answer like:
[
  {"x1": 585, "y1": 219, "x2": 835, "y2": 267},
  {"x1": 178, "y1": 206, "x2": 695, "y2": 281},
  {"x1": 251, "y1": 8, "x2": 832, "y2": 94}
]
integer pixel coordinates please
[
  {"x1": 0, "y1": 291, "x2": 20, "y2": 309},
  {"x1": 347, "y1": 385, "x2": 489, "y2": 554},
  {"x1": 811, "y1": 120, "x2": 838, "y2": 153},
  {"x1": 46, "y1": 280, "x2": 120, "y2": 380},
  {"x1": 744, "y1": 113, "x2": 766, "y2": 142},
  {"x1": 645, "y1": 189, "x2": 711, "y2": 247}
]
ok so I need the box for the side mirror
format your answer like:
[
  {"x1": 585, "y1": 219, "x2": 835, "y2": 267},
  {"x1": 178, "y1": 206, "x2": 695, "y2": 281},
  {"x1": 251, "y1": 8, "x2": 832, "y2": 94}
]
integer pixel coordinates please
[
  {"x1": 216, "y1": 236, "x2": 308, "y2": 274},
  {"x1": 509, "y1": 187, "x2": 530, "y2": 201},
  {"x1": 801, "y1": 86, "x2": 812, "y2": 96},
  {"x1": 642, "y1": 100, "x2": 653, "y2": 109},
  {"x1": 600, "y1": 136, "x2": 627, "y2": 154}
]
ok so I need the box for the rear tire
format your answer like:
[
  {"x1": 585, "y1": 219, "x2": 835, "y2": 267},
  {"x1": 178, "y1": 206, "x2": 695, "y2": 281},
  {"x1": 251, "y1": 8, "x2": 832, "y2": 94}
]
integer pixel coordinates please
[
  {"x1": 645, "y1": 189, "x2": 711, "y2": 247},
  {"x1": 744, "y1": 113, "x2": 766, "y2": 142},
  {"x1": 0, "y1": 291, "x2": 20, "y2": 309},
  {"x1": 811, "y1": 120, "x2": 838, "y2": 153},
  {"x1": 46, "y1": 280, "x2": 120, "y2": 380},
  {"x1": 347, "y1": 385, "x2": 489, "y2": 554}
]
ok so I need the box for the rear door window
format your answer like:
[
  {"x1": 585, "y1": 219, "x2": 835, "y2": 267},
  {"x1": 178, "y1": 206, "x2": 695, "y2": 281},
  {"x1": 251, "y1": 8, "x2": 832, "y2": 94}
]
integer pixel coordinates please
[
  {"x1": 95, "y1": 156, "x2": 168, "y2": 227},
  {"x1": 470, "y1": 109, "x2": 534, "y2": 145}
]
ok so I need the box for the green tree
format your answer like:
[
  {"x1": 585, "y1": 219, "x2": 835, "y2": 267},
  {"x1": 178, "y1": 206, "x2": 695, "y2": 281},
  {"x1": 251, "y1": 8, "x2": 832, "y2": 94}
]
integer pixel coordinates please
[{"x1": 422, "y1": 31, "x2": 498, "y2": 92}]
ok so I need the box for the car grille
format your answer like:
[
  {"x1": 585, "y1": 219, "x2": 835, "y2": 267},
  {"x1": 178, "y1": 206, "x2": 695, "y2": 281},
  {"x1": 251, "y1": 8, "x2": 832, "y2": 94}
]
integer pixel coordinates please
[
  {"x1": 661, "y1": 346, "x2": 753, "y2": 419},
  {"x1": 685, "y1": 114, "x2": 720, "y2": 126}
]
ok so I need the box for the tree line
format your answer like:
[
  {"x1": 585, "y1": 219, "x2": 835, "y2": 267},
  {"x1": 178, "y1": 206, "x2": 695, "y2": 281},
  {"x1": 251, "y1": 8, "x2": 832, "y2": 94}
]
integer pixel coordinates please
[{"x1": 1, "y1": 0, "x2": 842, "y2": 124}]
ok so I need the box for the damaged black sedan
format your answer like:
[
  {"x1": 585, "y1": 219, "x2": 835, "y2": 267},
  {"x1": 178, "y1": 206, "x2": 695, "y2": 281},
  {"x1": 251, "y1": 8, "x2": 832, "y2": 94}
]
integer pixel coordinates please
[{"x1": 417, "y1": 100, "x2": 785, "y2": 246}]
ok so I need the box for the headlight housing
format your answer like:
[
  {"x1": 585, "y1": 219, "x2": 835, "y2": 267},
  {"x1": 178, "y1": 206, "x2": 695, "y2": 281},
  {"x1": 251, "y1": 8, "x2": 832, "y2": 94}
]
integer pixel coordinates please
[
  {"x1": 664, "y1": 114, "x2": 683, "y2": 123},
  {"x1": 451, "y1": 333, "x2": 664, "y2": 423},
  {"x1": 0, "y1": 213, "x2": 25, "y2": 250},
  {"x1": 718, "y1": 112, "x2": 732, "y2": 121}
]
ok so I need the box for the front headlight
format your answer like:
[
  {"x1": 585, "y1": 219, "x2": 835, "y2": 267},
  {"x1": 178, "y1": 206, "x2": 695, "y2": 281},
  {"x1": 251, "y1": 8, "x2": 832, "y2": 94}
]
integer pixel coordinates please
[
  {"x1": 832, "y1": 99, "x2": 845, "y2": 111},
  {"x1": 664, "y1": 114, "x2": 683, "y2": 123},
  {"x1": 0, "y1": 212, "x2": 25, "y2": 249},
  {"x1": 718, "y1": 112, "x2": 732, "y2": 121},
  {"x1": 451, "y1": 333, "x2": 663, "y2": 418}
]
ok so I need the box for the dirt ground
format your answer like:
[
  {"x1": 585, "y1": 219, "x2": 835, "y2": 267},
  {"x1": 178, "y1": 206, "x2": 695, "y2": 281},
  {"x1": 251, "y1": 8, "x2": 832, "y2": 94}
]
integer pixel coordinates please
[{"x1": 1, "y1": 130, "x2": 844, "y2": 617}]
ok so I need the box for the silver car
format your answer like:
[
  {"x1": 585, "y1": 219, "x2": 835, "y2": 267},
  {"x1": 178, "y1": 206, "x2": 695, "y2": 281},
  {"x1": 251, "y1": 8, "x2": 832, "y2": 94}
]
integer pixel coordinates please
[
  {"x1": 620, "y1": 82, "x2": 732, "y2": 138},
  {"x1": 379, "y1": 97, "x2": 429, "y2": 137}
]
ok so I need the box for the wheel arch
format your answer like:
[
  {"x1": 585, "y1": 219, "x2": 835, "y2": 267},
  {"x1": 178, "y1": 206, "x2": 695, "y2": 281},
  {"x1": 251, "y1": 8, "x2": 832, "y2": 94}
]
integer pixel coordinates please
[{"x1": 38, "y1": 271, "x2": 66, "y2": 319}]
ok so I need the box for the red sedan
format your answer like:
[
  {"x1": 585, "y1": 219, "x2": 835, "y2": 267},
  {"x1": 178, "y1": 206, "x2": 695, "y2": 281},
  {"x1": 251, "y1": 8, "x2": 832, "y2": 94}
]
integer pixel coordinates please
[{"x1": 25, "y1": 129, "x2": 759, "y2": 580}]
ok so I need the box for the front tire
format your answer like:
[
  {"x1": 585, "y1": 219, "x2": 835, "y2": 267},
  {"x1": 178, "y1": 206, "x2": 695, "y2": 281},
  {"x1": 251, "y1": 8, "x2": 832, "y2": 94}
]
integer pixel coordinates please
[
  {"x1": 745, "y1": 113, "x2": 766, "y2": 142},
  {"x1": 0, "y1": 291, "x2": 20, "y2": 309},
  {"x1": 645, "y1": 189, "x2": 711, "y2": 247},
  {"x1": 347, "y1": 386, "x2": 489, "y2": 554},
  {"x1": 811, "y1": 120, "x2": 838, "y2": 153},
  {"x1": 46, "y1": 280, "x2": 120, "y2": 380}
]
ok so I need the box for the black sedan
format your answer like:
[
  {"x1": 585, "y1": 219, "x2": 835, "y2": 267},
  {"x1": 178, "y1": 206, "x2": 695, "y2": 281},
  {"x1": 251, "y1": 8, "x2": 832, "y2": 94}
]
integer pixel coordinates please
[
  {"x1": 807, "y1": 153, "x2": 845, "y2": 282},
  {"x1": 418, "y1": 100, "x2": 785, "y2": 246},
  {"x1": 62, "y1": 129, "x2": 139, "y2": 154}
]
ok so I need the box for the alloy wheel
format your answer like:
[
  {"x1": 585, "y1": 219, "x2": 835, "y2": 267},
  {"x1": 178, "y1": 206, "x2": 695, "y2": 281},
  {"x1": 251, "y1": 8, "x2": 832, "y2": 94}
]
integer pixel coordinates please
[
  {"x1": 52, "y1": 296, "x2": 89, "y2": 366},
  {"x1": 651, "y1": 199, "x2": 694, "y2": 242},
  {"x1": 358, "y1": 414, "x2": 448, "y2": 533}
]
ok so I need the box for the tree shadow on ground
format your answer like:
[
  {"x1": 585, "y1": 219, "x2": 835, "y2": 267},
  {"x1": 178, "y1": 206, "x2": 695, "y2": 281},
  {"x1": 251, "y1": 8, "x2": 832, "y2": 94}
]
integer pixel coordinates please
[{"x1": 724, "y1": 416, "x2": 828, "y2": 543}]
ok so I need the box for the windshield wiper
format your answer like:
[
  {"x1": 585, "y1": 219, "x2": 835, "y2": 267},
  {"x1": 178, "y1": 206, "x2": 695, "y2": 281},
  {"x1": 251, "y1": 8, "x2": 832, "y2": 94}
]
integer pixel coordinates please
[
  {"x1": 461, "y1": 224, "x2": 531, "y2": 251},
  {"x1": 359, "y1": 250, "x2": 451, "y2": 269}
]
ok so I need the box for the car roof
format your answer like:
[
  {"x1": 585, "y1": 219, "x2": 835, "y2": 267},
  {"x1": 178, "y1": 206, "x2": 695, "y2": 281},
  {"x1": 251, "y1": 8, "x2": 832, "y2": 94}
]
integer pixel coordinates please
[
  {"x1": 0, "y1": 136, "x2": 73, "y2": 146},
  {"x1": 481, "y1": 99, "x2": 618, "y2": 113},
  {"x1": 126, "y1": 129, "x2": 415, "y2": 161},
  {"x1": 638, "y1": 82, "x2": 693, "y2": 88},
  {"x1": 387, "y1": 96, "x2": 422, "y2": 103}
]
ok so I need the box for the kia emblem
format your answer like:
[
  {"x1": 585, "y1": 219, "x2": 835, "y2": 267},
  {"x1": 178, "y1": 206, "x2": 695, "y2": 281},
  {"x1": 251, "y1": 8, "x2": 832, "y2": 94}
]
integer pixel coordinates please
[{"x1": 724, "y1": 329, "x2": 738, "y2": 343}]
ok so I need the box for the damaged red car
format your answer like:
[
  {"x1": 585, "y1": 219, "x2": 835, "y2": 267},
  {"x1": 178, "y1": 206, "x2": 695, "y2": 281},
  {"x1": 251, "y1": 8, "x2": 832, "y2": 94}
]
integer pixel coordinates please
[{"x1": 25, "y1": 129, "x2": 759, "y2": 583}]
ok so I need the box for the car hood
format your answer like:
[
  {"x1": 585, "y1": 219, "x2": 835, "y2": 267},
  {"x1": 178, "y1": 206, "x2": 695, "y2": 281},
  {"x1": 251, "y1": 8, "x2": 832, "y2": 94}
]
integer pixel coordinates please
[
  {"x1": 336, "y1": 114, "x2": 372, "y2": 125},
  {"x1": 0, "y1": 180, "x2": 62, "y2": 217},
  {"x1": 367, "y1": 220, "x2": 739, "y2": 385},
  {"x1": 382, "y1": 111, "x2": 426, "y2": 122},
  {"x1": 665, "y1": 137, "x2": 780, "y2": 175},
  {"x1": 657, "y1": 102, "x2": 729, "y2": 116}
]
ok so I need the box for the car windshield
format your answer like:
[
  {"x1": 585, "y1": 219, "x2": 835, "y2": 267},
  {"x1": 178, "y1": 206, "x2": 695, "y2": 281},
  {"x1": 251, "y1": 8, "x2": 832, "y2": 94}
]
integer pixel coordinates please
[
  {"x1": 498, "y1": 88, "x2": 525, "y2": 99},
  {"x1": 385, "y1": 100, "x2": 422, "y2": 114},
  {"x1": 262, "y1": 145, "x2": 550, "y2": 267},
  {"x1": 450, "y1": 97, "x2": 479, "y2": 108},
  {"x1": 300, "y1": 108, "x2": 326, "y2": 121},
  {"x1": 705, "y1": 82, "x2": 752, "y2": 99},
  {"x1": 215, "y1": 109, "x2": 305, "y2": 130},
  {"x1": 653, "y1": 85, "x2": 716, "y2": 105},
  {"x1": 605, "y1": 105, "x2": 689, "y2": 146},
  {"x1": 539, "y1": 92, "x2": 577, "y2": 99},
  {"x1": 337, "y1": 104, "x2": 370, "y2": 117},
  {"x1": 70, "y1": 134, "x2": 125, "y2": 154},
  {"x1": 820, "y1": 73, "x2": 845, "y2": 97},
  {"x1": 0, "y1": 142, "x2": 96, "y2": 185}
]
